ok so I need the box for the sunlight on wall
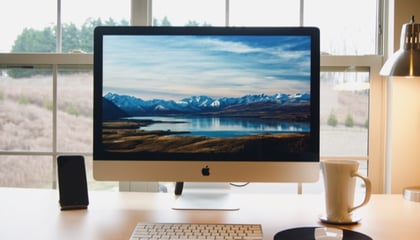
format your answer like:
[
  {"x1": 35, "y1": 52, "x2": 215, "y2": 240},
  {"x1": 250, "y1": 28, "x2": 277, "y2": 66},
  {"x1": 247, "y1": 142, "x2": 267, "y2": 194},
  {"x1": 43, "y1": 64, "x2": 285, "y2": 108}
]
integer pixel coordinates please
[{"x1": 391, "y1": 77, "x2": 420, "y2": 193}]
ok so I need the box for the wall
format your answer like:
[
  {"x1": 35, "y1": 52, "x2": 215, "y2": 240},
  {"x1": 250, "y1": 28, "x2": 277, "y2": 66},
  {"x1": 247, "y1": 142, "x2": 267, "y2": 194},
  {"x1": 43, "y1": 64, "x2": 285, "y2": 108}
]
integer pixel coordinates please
[
  {"x1": 391, "y1": 78, "x2": 420, "y2": 193},
  {"x1": 390, "y1": 0, "x2": 420, "y2": 193}
]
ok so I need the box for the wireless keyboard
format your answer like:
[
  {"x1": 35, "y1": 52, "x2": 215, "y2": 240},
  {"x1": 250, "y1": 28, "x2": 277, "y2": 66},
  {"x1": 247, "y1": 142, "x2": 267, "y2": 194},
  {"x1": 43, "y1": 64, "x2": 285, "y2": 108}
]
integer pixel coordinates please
[{"x1": 129, "y1": 222, "x2": 263, "y2": 240}]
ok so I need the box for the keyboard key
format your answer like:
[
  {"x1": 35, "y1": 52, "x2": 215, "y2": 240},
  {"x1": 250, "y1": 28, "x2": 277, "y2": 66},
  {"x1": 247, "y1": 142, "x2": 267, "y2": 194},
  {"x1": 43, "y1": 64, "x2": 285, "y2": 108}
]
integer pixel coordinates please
[{"x1": 129, "y1": 222, "x2": 263, "y2": 240}]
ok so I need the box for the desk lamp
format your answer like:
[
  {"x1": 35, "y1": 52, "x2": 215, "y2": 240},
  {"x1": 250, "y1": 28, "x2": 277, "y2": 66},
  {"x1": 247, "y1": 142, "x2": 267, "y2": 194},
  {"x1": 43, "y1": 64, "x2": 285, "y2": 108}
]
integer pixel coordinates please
[
  {"x1": 380, "y1": 16, "x2": 420, "y2": 201},
  {"x1": 380, "y1": 16, "x2": 420, "y2": 77}
]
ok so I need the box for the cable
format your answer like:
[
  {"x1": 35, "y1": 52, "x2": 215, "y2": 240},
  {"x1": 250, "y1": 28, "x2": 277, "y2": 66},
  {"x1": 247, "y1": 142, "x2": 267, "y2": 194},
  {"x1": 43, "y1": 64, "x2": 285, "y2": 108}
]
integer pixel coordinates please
[{"x1": 229, "y1": 182, "x2": 250, "y2": 187}]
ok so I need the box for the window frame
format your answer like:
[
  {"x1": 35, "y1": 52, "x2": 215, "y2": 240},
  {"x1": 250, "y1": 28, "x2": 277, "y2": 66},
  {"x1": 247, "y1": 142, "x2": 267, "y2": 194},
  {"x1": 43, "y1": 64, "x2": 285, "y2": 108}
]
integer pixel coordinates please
[{"x1": 0, "y1": 0, "x2": 387, "y2": 193}]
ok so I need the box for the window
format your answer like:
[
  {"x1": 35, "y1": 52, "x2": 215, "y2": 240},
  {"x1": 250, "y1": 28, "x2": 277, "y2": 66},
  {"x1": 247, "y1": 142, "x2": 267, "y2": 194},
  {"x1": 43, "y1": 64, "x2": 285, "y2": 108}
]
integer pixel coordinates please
[
  {"x1": 0, "y1": 0, "x2": 130, "y2": 53},
  {"x1": 305, "y1": 0, "x2": 378, "y2": 55},
  {"x1": 57, "y1": 68, "x2": 93, "y2": 153},
  {"x1": 61, "y1": 1, "x2": 129, "y2": 27},
  {"x1": 0, "y1": 0, "x2": 56, "y2": 53},
  {"x1": 153, "y1": 0, "x2": 225, "y2": 26},
  {"x1": 149, "y1": 0, "x2": 384, "y2": 193},
  {"x1": 0, "y1": 155, "x2": 53, "y2": 188},
  {"x1": 229, "y1": 0, "x2": 300, "y2": 26},
  {"x1": 0, "y1": 0, "x2": 386, "y2": 193},
  {"x1": 0, "y1": 67, "x2": 53, "y2": 152},
  {"x1": 0, "y1": 0, "x2": 129, "y2": 190},
  {"x1": 152, "y1": 0, "x2": 379, "y2": 55},
  {"x1": 320, "y1": 69, "x2": 370, "y2": 157},
  {"x1": 60, "y1": 0, "x2": 130, "y2": 53}
]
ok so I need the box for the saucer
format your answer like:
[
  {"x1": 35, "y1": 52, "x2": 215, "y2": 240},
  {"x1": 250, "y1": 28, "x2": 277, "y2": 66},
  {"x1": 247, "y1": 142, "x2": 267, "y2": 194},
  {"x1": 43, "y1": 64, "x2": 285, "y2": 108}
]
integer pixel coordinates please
[
  {"x1": 319, "y1": 215, "x2": 361, "y2": 225},
  {"x1": 274, "y1": 227, "x2": 372, "y2": 240}
]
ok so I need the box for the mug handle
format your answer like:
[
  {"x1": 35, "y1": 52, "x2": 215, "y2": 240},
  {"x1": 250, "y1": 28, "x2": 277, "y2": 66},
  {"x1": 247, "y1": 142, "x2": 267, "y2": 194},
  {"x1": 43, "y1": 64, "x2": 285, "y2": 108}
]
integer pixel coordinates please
[{"x1": 349, "y1": 172, "x2": 372, "y2": 213}]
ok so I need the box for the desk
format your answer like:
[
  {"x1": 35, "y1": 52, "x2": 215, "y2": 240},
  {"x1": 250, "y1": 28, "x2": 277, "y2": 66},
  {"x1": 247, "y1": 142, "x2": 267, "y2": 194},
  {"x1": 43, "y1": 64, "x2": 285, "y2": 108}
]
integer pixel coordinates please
[{"x1": 0, "y1": 187, "x2": 419, "y2": 240}]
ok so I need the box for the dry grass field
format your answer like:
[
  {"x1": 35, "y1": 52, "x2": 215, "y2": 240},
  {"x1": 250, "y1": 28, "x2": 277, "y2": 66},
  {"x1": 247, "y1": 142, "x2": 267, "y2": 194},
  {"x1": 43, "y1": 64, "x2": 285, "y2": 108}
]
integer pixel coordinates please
[
  {"x1": 0, "y1": 72, "x2": 94, "y2": 188},
  {"x1": 0, "y1": 71, "x2": 369, "y2": 189}
]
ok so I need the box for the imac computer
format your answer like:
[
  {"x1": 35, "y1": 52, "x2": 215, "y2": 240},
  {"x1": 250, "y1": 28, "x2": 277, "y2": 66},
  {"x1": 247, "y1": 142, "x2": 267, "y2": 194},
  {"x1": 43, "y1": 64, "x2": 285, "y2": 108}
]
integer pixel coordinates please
[{"x1": 93, "y1": 26, "x2": 320, "y2": 209}]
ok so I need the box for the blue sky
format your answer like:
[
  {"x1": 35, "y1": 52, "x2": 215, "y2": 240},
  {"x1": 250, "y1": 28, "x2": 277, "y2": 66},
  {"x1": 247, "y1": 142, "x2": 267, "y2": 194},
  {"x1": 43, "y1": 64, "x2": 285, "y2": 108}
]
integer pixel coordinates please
[{"x1": 103, "y1": 34, "x2": 311, "y2": 100}]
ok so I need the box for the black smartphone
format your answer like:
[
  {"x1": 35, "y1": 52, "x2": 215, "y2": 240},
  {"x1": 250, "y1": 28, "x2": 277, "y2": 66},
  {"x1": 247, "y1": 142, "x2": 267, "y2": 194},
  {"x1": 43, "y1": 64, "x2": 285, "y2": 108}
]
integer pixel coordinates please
[{"x1": 57, "y1": 155, "x2": 89, "y2": 210}]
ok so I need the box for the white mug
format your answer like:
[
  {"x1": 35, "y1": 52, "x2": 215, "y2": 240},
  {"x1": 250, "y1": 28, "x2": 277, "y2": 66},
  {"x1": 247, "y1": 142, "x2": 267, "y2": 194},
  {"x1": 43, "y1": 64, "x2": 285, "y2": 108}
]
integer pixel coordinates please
[{"x1": 320, "y1": 160, "x2": 371, "y2": 224}]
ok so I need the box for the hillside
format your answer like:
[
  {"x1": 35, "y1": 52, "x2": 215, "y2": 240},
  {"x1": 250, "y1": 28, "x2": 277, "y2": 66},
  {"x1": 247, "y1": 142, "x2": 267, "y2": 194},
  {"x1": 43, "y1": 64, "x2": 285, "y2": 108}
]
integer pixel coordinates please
[
  {"x1": 0, "y1": 72, "x2": 369, "y2": 187},
  {"x1": 0, "y1": 73, "x2": 93, "y2": 188}
]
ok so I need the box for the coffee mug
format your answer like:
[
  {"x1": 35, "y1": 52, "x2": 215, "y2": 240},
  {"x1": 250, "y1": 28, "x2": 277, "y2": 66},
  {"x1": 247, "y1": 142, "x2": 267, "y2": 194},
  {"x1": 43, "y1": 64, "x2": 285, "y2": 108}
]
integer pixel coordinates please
[{"x1": 320, "y1": 160, "x2": 371, "y2": 224}]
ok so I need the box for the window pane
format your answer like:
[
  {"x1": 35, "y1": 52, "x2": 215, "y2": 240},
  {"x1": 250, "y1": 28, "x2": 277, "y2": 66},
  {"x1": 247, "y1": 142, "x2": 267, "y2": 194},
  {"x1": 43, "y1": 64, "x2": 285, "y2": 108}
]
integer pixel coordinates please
[
  {"x1": 305, "y1": 0, "x2": 378, "y2": 55},
  {"x1": 57, "y1": 69, "x2": 93, "y2": 152},
  {"x1": 0, "y1": 0, "x2": 56, "y2": 53},
  {"x1": 0, "y1": 67, "x2": 53, "y2": 152},
  {"x1": 153, "y1": 0, "x2": 226, "y2": 26},
  {"x1": 0, "y1": 155, "x2": 53, "y2": 188},
  {"x1": 229, "y1": 0, "x2": 300, "y2": 26},
  {"x1": 320, "y1": 69, "x2": 369, "y2": 156},
  {"x1": 61, "y1": 0, "x2": 130, "y2": 53}
]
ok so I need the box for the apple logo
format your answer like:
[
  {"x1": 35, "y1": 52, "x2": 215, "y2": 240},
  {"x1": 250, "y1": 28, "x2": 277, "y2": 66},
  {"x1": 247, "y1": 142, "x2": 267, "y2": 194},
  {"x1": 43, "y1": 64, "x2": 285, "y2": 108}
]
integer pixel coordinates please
[{"x1": 201, "y1": 165, "x2": 210, "y2": 176}]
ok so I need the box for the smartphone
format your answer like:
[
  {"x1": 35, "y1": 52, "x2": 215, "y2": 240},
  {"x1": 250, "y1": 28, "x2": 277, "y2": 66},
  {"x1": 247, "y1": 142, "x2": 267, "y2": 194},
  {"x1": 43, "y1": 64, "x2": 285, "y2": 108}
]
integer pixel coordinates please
[{"x1": 57, "y1": 155, "x2": 89, "y2": 210}]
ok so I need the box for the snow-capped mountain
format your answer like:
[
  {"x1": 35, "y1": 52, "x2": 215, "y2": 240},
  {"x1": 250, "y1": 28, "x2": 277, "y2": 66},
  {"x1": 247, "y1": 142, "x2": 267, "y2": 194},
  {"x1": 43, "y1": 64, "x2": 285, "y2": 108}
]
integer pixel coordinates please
[{"x1": 103, "y1": 92, "x2": 310, "y2": 117}]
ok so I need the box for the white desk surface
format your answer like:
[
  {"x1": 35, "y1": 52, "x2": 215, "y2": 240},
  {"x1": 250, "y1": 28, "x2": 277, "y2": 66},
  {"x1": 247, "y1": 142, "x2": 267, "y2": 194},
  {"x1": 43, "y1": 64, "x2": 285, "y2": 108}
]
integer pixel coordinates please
[{"x1": 0, "y1": 187, "x2": 419, "y2": 240}]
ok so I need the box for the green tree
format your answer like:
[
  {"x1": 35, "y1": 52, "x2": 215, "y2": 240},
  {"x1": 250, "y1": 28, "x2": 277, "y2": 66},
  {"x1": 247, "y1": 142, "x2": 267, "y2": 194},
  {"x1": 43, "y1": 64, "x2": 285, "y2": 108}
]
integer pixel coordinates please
[
  {"x1": 153, "y1": 17, "x2": 211, "y2": 27},
  {"x1": 9, "y1": 26, "x2": 56, "y2": 78},
  {"x1": 12, "y1": 27, "x2": 56, "y2": 52},
  {"x1": 8, "y1": 18, "x2": 128, "y2": 78},
  {"x1": 185, "y1": 20, "x2": 212, "y2": 26},
  {"x1": 345, "y1": 113, "x2": 354, "y2": 127},
  {"x1": 161, "y1": 16, "x2": 172, "y2": 26},
  {"x1": 67, "y1": 18, "x2": 128, "y2": 53},
  {"x1": 79, "y1": 18, "x2": 104, "y2": 52},
  {"x1": 327, "y1": 111, "x2": 338, "y2": 127},
  {"x1": 62, "y1": 23, "x2": 80, "y2": 52}
]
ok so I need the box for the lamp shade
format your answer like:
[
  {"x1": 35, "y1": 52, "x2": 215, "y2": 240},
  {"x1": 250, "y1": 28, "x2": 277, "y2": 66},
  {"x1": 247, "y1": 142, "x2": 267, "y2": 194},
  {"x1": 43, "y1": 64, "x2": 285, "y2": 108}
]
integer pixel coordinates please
[{"x1": 380, "y1": 16, "x2": 420, "y2": 77}]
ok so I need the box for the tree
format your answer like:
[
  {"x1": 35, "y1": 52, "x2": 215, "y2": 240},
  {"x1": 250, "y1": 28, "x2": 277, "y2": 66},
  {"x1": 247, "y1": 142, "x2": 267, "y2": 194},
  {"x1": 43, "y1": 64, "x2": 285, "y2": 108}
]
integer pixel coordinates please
[
  {"x1": 185, "y1": 20, "x2": 212, "y2": 26},
  {"x1": 161, "y1": 16, "x2": 172, "y2": 26},
  {"x1": 8, "y1": 18, "x2": 128, "y2": 78},
  {"x1": 327, "y1": 111, "x2": 338, "y2": 127},
  {"x1": 153, "y1": 17, "x2": 211, "y2": 27},
  {"x1": 345, "y1": 113, "x2": 354, "y2": 127},
  {"x1": 12, "y1": 27, "x2": 55, "y2": 52},
  {"x1": 186, "y1": 20, "x2": 202, "y2": 26},
  {"x1": 62, "y1": 23, "x2": 80, "y2": 52},
  {"x1": 11, "y1": 18, "x2": 128, "y2": 54},
  {"x1": 8, "y1": 27, "x2": 55, "y2": 78}
]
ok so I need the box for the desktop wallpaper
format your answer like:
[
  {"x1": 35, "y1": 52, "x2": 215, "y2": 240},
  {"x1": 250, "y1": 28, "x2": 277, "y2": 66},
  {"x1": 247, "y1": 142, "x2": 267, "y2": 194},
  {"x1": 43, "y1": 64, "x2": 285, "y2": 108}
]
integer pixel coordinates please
[{"x1": 100, "y1": 34, "x2": 314, "y2": 160}]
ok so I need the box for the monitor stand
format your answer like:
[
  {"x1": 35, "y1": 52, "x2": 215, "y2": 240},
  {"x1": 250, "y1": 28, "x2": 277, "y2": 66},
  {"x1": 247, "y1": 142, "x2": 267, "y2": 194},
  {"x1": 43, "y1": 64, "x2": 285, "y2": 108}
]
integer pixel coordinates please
[{"x1": 172, "y1": 182, "x2": 239, "y2": 211}]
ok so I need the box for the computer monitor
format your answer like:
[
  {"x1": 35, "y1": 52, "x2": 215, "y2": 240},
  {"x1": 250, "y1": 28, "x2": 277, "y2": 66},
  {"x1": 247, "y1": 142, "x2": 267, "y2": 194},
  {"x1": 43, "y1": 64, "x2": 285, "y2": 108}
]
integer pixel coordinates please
[{"x1": 93, "y1": 26, "x2": 320, "y2": 206}]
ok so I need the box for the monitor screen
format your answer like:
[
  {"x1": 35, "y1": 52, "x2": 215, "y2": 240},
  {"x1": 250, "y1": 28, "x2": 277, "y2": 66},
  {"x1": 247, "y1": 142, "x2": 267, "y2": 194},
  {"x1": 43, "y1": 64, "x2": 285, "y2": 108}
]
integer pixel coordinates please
[{"x1": 93, "y1": 26, "x2": 320, "y2": 184}]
